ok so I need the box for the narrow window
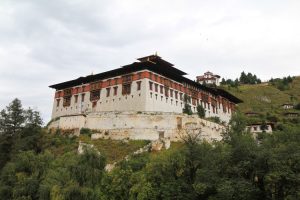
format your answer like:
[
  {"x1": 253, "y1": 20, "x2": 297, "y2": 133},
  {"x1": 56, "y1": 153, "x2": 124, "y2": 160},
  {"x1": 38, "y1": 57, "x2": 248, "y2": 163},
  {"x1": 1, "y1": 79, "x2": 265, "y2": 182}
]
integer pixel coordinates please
[
  {"x1": 74, "y1": 95, "x2": 78, "y2": 103},
  {"x1": 155, "y1": 84, "x2": 158, "y2": 92},
  {"x1": 81, "y1": 93, "x2": 85, "y2": 102},
  {"x1": 160, "y1": 85, "x2": 164, "y2": 94},
  {"x1": 149, "y1": 81, "x2": 153, "y2": 90},
  {"x1": 113, "y1": 86, "x2": 118, "y2": 96},
  {"x1": 165, "y1": 87, "x2": 169, "y2": 97},
  {"x1": 180, "y1": 93, "x2": 183, "y2": 100},
  {"x1": 122, "y1": 84, "x2": 131, "y2": 95},
  {"x1": 170, "y1": 89, "x2": 173, "y2": 98},
  {"x1": 56, "y1": 99, "x2": 60, "y2": 107},
  {"x1": 175, "y1": 91, "x2": 178, "y2": 99},
  {"x1": 106, "y1": 88, "x2": 110, "y2": 97},
  {"x1": 137, "y1": 81, "x2": 141, "y2": 91}
]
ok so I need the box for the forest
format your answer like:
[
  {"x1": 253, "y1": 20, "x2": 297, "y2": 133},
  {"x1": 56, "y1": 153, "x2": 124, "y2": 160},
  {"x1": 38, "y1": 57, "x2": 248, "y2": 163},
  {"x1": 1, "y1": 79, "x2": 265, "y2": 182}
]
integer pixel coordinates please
[{"x1": 0, "y1": 99, "x2": 299, "y2": 200}]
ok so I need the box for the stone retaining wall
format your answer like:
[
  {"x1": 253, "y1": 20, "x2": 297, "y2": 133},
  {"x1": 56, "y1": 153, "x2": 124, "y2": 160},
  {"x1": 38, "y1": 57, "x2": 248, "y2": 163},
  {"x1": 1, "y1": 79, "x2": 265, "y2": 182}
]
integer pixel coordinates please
[{"x1": 48, "y1": 112, "x2": 225, "y2": 141}]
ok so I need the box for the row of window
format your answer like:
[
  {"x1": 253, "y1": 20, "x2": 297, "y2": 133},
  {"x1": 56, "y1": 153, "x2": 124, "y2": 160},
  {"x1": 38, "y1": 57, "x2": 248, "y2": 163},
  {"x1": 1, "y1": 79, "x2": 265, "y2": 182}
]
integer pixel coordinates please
[
  {"x1": 149, "y1": 81, "x2": 184, "y2": 100},
  {"x1": 58, "y1": 82, "x2": 143, "y2": 107}
]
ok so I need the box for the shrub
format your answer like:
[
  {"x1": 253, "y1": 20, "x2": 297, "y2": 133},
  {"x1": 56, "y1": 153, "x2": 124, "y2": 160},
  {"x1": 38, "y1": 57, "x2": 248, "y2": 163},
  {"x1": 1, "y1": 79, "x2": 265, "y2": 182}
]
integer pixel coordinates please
[
  {"x1": 196, "y1": 105, "x2": 205, "y2": 118},
  {"x1": 80, "y1": 128, "x2": 93, "y2": 137}
]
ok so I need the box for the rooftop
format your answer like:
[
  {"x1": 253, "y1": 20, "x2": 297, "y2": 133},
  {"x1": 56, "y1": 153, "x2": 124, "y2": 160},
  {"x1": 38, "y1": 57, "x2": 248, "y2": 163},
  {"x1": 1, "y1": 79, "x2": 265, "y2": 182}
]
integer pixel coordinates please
[{"x1": 49, "y1": 55, "x2": 242, "y2": 104}]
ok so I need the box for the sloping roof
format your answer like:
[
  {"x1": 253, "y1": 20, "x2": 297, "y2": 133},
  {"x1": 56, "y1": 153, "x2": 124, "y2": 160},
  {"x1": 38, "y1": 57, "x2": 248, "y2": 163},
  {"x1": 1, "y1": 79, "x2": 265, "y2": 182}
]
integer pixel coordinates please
[{"x1": 49, "y1": 55, "x2": 243, "y2": 104}]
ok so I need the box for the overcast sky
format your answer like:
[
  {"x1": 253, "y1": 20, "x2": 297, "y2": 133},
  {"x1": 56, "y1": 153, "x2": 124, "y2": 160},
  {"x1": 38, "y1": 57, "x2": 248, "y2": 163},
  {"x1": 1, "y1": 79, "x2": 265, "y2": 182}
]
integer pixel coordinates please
[{"x1": 0, "y1": 0, "x2": 300, "y2": 123}]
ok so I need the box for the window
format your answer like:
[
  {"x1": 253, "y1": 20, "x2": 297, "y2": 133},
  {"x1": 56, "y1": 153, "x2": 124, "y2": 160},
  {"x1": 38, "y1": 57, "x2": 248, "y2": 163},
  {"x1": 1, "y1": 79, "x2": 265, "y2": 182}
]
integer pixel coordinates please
[
  {"x1": 155, "y1": 84, "x2": 158, "y2": 92},
  {"x1": 122, "y1": 74, "x2": 132, "y2": 83},
  {"x1": 90, "y1": 82, "x2": 101, "y2": 91},
  {"x1": 90, "y1": 90, "x2": 100, "y2": 101},
  {"x1": 165, "y1": 87, "x2": 169, "y2": 97},
  {"x1": 113, "y1": 86, "x2": 118, "y2": 96},
  {"x1": 63, "y1": 88, "x2": 72, "y2": 97},
  {"x1": 106, "y1": 88, "x2": 110, "y2": 97},
  {"x1": 170, "y1": 89, "x2": 173, "y2": 98},
  {"x1": 175, "y1": 91, "x2": 178, "y2": 99},
  {"x1": 149, "y1": 81, "x2": 153, "y2": 90},
  {"x1": 122, "y1": 84, "x2": 131, "y2": 95},
  {"x1": 81, "y1": 93, "x2": 85, "y2": 102},
  {"x1": 63, "y1": 97, "x2": 71, "y2": 107},
  {"x1": 180, "y1": 93, "x2": 183, "y2": 100},
  {"x1": 56, "y1": 99, "x2": 60, "y2": 107},
  {"x1": 192, "y1": 98, "x2": 196, "y2": 105},
  {"x1": 160, "y1": 85, "x2": 164, "y2": 94},
  {"x1": 74, "y1": 95, "x2": 78, "y2": 103},
  {"x1": 137, "y1": 81, "x2": 141, "y2": 91}
]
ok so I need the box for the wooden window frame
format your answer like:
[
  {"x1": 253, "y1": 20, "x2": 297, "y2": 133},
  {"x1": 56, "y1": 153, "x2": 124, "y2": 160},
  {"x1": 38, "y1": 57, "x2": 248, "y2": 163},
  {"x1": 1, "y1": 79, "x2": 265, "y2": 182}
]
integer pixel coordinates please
[
  {"x1": 113, "y1": 86, "x2": 118, "y2": 96},
  {"x1": 122, "y1": 84, "x2": 131, "y2": 95},
  {"x1": 90, "y1": 90, "x2": 100, "y2": 101}
]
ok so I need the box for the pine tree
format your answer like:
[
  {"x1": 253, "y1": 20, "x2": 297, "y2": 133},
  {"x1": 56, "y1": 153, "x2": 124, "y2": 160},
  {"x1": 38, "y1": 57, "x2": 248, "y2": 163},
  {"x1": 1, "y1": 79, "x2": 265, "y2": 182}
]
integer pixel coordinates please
[{"x1": 0, "y1": 99, "x2": 24, "y2": 135}]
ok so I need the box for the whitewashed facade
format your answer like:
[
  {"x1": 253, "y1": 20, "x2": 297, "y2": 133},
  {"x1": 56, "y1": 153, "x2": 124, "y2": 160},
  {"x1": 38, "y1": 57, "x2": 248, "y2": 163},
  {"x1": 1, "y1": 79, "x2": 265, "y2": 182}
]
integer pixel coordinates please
[{"x1": 50, "y1": 55, "x2": 241, "y2": 123}]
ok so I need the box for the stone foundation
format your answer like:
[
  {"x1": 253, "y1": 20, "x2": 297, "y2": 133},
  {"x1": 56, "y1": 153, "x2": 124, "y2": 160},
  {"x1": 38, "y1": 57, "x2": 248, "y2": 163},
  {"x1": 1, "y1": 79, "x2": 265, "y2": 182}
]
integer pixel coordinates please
[{"x1": 48, "y1": 112, "x2": 225, "y2": 142}]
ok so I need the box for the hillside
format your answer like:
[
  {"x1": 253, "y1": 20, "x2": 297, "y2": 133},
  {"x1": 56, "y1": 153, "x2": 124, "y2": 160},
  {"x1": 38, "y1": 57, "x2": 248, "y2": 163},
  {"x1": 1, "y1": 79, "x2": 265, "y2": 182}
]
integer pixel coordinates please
[{"x1": 222, "y1": 76, "x2": 300, "y2": 116}]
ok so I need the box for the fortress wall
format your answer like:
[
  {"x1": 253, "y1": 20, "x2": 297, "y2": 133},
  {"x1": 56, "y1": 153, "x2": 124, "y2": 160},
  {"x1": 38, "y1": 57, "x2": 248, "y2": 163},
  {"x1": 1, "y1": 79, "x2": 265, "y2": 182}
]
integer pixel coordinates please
[{"x1": 50, "y1": 112, "x2": 225, "y2": 142}]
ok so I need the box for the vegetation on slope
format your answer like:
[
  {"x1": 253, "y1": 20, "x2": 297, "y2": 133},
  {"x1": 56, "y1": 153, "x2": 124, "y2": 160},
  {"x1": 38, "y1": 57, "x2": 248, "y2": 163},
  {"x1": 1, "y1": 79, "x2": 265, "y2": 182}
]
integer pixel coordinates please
[
  {"x1": 1, "y1": 98, "x2": 300, "y2": 200},
  {"x1": 221, "y1": 76, "x2": 300, "y2": 126},
  {"x1": 79, "y1": 135, "x2": 149, "y2": 163}
]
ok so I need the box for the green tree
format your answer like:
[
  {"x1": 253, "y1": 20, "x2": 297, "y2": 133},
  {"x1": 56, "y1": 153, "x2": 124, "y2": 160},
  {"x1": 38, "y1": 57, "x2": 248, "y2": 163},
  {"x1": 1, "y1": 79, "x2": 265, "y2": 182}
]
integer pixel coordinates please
[
  {"x1": 0, "y1": 99, "x2": 43, "y2": 170},
  {"x1": 1, "y1": 98, "x2": 25, "y2": 135},
  {"x1": 183, "y1": 94, "x2": 192, "y2": 115},
  {"x1": 196, "y1": 105, "x2": 205, "y2": 118}
]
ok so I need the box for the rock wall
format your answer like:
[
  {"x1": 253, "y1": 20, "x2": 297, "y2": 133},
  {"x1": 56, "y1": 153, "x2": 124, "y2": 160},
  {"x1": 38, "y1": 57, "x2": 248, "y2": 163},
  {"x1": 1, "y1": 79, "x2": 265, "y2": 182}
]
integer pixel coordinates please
[{"x1": 49, "y1": 112, "x2": 225, "y2": 142}]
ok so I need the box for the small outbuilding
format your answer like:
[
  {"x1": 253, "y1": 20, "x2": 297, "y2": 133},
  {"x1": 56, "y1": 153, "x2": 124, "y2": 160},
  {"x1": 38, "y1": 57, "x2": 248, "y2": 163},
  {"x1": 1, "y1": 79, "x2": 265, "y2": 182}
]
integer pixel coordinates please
[
  {"x1": 246, "y1": 122, "x2": 274, "y2": 133},
  {"x1": 282, "y1": 103, "x2": 294, "y2": 110}
]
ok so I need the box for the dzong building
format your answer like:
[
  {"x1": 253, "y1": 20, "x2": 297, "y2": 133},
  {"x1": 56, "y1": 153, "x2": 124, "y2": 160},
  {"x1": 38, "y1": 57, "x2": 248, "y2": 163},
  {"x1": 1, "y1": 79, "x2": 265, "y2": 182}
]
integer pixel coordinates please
[{"x1": 49, "y1": 55, "x2": 242, "y2": 124}]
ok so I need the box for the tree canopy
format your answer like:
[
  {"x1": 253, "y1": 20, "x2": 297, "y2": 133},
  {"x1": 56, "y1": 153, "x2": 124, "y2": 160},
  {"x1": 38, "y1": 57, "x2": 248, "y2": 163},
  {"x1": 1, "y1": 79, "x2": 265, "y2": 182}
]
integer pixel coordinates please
[{"x1": 0, "y1": 99, "x2": 300, "y2": 200}]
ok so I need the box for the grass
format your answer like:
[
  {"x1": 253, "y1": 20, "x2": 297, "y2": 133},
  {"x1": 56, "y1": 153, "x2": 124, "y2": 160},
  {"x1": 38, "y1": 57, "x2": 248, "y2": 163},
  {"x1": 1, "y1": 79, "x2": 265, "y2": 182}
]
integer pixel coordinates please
[
  {"x1": 79, "y1": 135, "x2": 150, "y2": 163},
  {"x1": 41, "y1": 130, "x2": 78, "y2": 156},
  {"x1": 41, "y1": 130, "x2": 151, "y2": 163},
  {"x1": 223, "y1": 76, "x2": 300, "y2": 115}
]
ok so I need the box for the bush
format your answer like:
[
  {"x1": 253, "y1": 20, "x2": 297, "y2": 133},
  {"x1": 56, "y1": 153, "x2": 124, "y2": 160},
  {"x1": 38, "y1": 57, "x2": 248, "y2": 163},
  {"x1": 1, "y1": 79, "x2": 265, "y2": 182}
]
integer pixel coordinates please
[
  {"x1": 196, "y1": 105, "x2": 205, "y2": 118},
  {"x1": 80, "y1": 128, "x2": 93, "y2": 137}
]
